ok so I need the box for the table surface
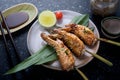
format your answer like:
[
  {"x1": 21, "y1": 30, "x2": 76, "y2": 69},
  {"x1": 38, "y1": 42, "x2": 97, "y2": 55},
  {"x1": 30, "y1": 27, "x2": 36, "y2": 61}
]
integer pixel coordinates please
[{"x1": 0, "y1": 0, "x2": 120, "y2": 80}]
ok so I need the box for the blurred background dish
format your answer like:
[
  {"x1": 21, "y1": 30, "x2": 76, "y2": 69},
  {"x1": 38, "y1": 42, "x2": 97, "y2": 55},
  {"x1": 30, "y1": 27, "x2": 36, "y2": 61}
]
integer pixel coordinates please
[
  {"x1": 90, "y1": 0, "x2": 119, "y2": 17},
  {"x1": 0, "y1": 3, "x2": 38, "y2": 35},
  {"x1": 101, "y1": 17, "x2": 120, "y2": 39}
]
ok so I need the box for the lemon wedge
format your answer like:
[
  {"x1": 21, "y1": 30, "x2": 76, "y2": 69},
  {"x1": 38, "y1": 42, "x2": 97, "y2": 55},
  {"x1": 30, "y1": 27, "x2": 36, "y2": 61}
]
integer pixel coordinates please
[{"x1": 38, "y1": 10, "x2": 56, "y2": 28}]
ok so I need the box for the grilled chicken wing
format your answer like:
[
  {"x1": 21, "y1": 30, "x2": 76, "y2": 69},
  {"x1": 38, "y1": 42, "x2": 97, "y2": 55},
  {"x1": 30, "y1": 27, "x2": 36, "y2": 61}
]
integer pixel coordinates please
[
  {"x1": 49, "y1": 30, "x2": 85, "y2": 57},
  {"x1": 60, "y1": 24, "x2": 97, "y2": 46},
  {"x1": 41, "y1": 33, "x2": 75, "y2": 71}
]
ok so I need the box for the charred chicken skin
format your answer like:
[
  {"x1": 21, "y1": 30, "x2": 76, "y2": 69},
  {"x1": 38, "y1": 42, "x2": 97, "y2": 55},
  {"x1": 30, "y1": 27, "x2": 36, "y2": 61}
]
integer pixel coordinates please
[
  {"x1": 41, "y1": 33, "x2": 75, "y2": 71},
  {"x1": 49, "y1": 30, "x2": 85, "y2": 57},
  {"x1": 60, "y1": 24, "x2": 97, "y2": 46}
]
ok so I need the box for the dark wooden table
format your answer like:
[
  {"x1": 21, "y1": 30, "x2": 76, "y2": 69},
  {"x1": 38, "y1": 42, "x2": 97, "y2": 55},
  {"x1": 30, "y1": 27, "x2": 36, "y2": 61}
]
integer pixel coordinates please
[{"x1": 0, "y1": 0, "x2": 120, "y2": 80}]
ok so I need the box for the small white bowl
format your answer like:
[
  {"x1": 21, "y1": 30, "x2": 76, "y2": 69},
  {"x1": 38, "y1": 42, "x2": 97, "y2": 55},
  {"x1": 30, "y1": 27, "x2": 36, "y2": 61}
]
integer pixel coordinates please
[{"x1": 101, "y1": 17, "x2": 120, "y2": 39}]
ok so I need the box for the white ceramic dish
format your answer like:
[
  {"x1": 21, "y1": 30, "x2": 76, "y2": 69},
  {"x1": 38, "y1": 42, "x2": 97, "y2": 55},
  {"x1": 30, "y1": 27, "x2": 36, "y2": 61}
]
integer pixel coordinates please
[
  {"x1": 27, "y1": 10, "x2": 100, "y2": 70},
  {"x1": 0, "y1": 3, "x2": 38, "y2": 35}
]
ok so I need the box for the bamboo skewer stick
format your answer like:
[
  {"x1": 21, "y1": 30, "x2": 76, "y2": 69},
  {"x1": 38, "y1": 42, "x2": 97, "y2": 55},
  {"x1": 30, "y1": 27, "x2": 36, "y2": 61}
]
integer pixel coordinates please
[
  {"x1": 75, "y1": 48, "x2": 113, "y2": 80},
  {"x1": 75, "y1": 68, "x2": 88, "y2": 80},
  {"x1": 85, "y1": 50, "x2": 113, "y2": 66},
  {"x1": 97, "y1": 38, "x2": 120, "y2": 46},
  {"x1": 75, "y1": 47, "x2": 113, "y2": 80}
]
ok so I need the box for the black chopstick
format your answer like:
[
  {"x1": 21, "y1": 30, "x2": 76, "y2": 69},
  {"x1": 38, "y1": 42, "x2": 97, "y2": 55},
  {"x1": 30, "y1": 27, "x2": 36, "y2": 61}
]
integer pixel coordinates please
[
  {"x1": 0, "y1": 11, "x2": 26, "y2": 79},
  {"x1": 0, "y1": 21, "x2": 14, "y2": 67},
  {"x1": 0, "y1": 11, "x2": 21, "y2": 62},
  {"x1": 0, "y1": 14, "x2": 18, "y2": 80}
]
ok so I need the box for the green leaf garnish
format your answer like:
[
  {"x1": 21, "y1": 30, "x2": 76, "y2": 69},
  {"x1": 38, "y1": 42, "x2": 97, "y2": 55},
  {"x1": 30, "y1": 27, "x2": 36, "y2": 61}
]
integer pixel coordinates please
[
  {"x1": 70, "y1": 14, "x2": 89, "y2": 26},
  {"x1": 5, "y1": 45, "x2": 57, "y2": 75},
  {"x1": 70, "y1": 14, "x2": 95, "y2": 32},
  {"x1": 89, "y1": 27, "x2": 95, "y2": 32},
  {"x1": 35, "y1": 52, "x2": 57, "y2": 65}
]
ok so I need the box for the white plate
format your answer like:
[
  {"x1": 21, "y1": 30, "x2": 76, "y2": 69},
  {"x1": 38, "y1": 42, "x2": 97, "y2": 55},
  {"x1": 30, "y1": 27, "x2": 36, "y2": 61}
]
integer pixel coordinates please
[
  {"x1": 27, "y1": 10, "x2": 100, "y2": 70},
  {"x1": 0, "y1": 3, "x2": 38, "y2": 35}
]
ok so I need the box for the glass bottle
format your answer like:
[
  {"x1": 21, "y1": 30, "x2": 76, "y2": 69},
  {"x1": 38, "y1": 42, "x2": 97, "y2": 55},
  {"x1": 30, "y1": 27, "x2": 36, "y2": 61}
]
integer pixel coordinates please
[{"x1": 90, "y1": 0, "x2": 119, "y2": 17}]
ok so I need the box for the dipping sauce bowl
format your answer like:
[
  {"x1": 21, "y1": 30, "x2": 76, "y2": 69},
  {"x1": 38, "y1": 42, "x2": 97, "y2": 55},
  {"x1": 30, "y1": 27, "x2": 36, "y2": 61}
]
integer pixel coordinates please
[{"x1": 101, "y1": 17, "x2": 120, "y2": 39}]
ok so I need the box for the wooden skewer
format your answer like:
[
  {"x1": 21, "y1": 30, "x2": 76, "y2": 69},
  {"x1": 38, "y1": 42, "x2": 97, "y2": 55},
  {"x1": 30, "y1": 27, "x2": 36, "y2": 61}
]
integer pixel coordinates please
[
  {"x1": 85, "y1": 50, "x2": 113, "y2": 66},
  {"x1": 75, "y1": 49, "x2": 113, "y2": 80},
  {"x1": 75, "y1": 68, "x2": 88, "y2": 80},
  {"x1": 97, "y1": 38, "x2": 120, "y2": 46}
]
